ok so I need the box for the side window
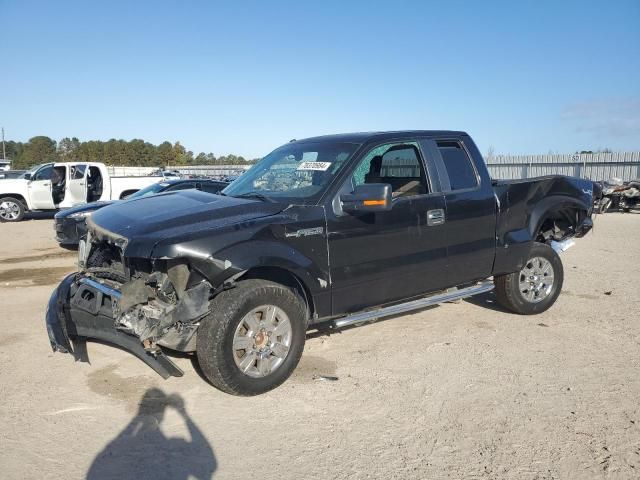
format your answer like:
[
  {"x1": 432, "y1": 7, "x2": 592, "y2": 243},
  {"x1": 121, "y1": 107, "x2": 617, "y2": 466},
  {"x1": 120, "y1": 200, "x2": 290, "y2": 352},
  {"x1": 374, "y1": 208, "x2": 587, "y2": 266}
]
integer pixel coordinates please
[
  {"x1": 436, "y1": 140, "x2": 478, "y2": 190},
  {"x1": 33, "y1": 165, "x2": 53, "y2": 181},
  {"x1": 352, "y1": 142, "x2": 428, "y2": 197},
  {"x1": 71, "y1": 164, "x2": 87, "y2": 180},
  {"x1": 200, "y1": 182, "x2": 225, "y2": 194},
  {"x1": 166, "y1": 182, "x2": 195, "y2": 191}
]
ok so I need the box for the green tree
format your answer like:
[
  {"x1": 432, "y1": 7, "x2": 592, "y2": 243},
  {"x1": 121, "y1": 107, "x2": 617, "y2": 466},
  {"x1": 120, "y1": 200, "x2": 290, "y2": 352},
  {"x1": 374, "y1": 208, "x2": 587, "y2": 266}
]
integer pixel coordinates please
[
  {"x1": 4, "y1": 135, "x2": 257, "y2": 169},
  {"x1": 58, "y1": 137, "x2": 81, "y2": 161},
  {"x1": 14, "y1": 136, "x2": 58, "y2": 169},
  {"x1": 157, "y1": 141, "x2": 176, "y2": 166}
]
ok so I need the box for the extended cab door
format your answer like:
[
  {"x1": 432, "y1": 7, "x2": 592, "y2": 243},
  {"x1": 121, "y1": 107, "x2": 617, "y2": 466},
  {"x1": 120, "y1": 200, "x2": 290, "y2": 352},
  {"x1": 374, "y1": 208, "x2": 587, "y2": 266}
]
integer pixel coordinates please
[
  {"x1": 429, "y1": 136, "x2": 497, "y2": 285},
  {"x1": 27, "y1": 164, "x2": 56, "y2": 210},
  {"x1": 66, "y1": 164, "x2": 89, "y2": 206},
  {"x1": 327, "y1": 141, "x2": 448, "y2": 314}
]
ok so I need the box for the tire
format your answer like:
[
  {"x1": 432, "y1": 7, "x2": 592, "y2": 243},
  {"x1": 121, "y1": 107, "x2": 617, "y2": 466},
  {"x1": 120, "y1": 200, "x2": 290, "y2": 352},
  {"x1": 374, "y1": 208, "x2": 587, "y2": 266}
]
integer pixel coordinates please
[
  {"x1": 196, "y1": 279, "x2": 307, "y2": 396},
  {"x1": 0, "y1": 197, "x2": 26, "y2": 222},
  {"x1": 494, "y1": 242, "x2": 564, "y2": 315}
]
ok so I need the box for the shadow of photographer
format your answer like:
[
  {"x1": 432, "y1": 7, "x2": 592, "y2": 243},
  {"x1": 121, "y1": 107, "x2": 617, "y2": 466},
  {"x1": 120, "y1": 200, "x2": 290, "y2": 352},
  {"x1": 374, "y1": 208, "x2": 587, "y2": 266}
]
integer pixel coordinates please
[{"x1": 87, "y1": 388, "x2": 216, "y2": 480}]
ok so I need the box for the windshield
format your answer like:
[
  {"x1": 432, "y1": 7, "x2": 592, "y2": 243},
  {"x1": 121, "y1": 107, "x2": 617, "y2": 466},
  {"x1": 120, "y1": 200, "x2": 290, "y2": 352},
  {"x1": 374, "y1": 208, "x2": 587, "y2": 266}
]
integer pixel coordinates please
[
  {"x1": 128, "y1": 182, "x2": 170, "y2": 199},
  {"x1": 223, "y1": 142, "x2": 359, "y2": 203}
]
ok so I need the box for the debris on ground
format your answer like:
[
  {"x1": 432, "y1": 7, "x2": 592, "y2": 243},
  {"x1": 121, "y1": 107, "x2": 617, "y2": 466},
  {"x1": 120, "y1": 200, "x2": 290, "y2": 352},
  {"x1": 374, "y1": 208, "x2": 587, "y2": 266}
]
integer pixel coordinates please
[{"x1": 313, "y1": 375, "x2": 339, "y2": 382}]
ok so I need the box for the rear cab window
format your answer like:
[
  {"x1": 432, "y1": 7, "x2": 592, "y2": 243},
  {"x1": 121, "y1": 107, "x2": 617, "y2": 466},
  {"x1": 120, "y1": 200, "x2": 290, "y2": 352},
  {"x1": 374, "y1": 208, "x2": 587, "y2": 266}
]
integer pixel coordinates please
[{"x1": 436, "y1": 140, "x2": 478, "y2": 191}]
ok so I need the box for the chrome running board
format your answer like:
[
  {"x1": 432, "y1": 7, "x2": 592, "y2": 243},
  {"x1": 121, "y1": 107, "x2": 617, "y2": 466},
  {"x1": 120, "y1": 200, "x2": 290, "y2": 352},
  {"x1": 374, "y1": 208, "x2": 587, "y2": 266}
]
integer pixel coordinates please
[{"x1": 333, "y1": 281, "x2": 494, "y2": 329}]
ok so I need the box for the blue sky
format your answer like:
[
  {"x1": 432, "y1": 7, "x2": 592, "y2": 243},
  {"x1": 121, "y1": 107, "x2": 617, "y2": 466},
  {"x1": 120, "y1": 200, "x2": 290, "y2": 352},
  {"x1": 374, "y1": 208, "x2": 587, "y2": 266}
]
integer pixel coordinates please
[{"x1": 2, "y1": 0, "x2": 639, "y2": 158}]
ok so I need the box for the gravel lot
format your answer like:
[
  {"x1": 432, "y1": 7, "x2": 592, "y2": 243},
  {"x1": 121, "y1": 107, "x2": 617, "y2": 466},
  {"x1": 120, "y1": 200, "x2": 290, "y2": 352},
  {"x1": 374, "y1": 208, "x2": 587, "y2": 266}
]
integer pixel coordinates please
[{"x1": 0, "y1": 213, "x2": 638, "y2": 479}]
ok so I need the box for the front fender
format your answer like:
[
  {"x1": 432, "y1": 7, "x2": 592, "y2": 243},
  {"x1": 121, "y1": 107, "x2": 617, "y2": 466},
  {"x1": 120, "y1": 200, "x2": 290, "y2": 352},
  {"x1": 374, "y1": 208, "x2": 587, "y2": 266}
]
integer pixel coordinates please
[{"x1": 191, "y1": 240, "x2": 329, "y2": 297}]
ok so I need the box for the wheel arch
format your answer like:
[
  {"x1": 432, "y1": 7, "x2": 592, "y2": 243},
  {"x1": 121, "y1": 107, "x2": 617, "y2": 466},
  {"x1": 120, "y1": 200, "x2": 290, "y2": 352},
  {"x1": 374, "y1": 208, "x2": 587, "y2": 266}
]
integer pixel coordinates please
[
  {"x1": 494, "y1": 195, "x2": 589, "y2": 276},
  {"x1": 236, "y1": 266, "x2": 315, "y2": 321},
  {"x1": 528, "y1": 196, "x2": 589, "y2": 242},
  {"x1": 0, "y1": 193, "x2": 28, "y2": 207}
]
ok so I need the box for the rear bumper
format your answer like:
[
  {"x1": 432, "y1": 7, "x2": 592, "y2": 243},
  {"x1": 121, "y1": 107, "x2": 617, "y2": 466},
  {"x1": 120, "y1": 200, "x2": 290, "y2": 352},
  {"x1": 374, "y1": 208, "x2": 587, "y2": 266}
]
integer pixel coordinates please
[{"x1": 45, "y1": 273, "x2": 183, "y2": 379}]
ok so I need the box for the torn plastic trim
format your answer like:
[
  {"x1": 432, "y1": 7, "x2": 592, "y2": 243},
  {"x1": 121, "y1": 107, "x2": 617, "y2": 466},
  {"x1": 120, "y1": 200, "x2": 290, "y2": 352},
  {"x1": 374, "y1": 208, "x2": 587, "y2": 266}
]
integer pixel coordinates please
[
  {"x1": 45, "y1": 273, "x2": 183, "y2": 379},
  {"x1": 46, "y1": 273, "x2": 75, "y2": 353}
]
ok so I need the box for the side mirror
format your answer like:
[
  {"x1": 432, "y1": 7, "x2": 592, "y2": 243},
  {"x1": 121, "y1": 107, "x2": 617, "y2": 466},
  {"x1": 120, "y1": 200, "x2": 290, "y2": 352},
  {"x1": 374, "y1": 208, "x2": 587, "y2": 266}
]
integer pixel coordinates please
[
  {"x1": 23, "y1": 173, "x2": 31, "y2": 181},
  {"x1": 340, "y1": 183, "x2": 392, "y2": 213}
]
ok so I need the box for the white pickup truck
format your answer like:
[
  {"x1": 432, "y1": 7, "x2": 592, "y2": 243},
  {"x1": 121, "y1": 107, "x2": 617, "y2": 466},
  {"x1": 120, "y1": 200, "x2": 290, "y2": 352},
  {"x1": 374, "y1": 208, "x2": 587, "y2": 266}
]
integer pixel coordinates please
[{"x1": 0, "y1": 162, "x2": 163, "y2": 222}]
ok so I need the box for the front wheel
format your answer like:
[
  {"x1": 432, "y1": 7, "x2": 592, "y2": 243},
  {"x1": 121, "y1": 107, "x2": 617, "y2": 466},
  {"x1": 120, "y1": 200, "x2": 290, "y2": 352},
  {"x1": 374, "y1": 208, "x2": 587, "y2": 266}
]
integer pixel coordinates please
[
  {"x1": 196, "y1": 279, "x2": 307, "y2": 396},
  {"x1": 494, "y1": 242, "x2": 564, "y2": 315},
  {"x1": 0, "y1": 197, "x2": 25, "y2": 222}
]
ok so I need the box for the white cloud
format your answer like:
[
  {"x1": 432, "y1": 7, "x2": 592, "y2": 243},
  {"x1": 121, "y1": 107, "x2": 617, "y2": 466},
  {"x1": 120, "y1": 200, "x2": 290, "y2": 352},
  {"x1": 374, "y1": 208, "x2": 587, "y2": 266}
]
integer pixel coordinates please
[{"x1": 561, "y1": 97, "x2": 640, "y2": 137}]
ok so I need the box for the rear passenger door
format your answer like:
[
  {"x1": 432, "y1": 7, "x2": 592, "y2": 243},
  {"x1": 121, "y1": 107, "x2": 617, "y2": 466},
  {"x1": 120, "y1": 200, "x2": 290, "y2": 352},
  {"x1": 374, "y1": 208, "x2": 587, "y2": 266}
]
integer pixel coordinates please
[
  {"x1": 67, "y1": 164, "x2": 89, "y2": 205},
  {"x1": 432, "y1": 138, "x2": 496, "y2": 285}
]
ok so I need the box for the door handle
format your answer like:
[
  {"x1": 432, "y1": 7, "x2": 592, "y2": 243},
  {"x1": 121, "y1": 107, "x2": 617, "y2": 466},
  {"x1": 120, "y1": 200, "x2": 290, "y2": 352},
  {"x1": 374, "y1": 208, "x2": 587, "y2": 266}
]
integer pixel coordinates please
[{"x1": 427, "y1": 209, "x2": 445, "y2": 226}]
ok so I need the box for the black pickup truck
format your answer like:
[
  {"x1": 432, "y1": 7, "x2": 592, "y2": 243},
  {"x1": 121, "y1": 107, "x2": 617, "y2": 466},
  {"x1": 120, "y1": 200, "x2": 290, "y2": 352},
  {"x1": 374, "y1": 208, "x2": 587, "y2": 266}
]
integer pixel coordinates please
[{"x1": 46, "y1": 131, "x2": 595, "y2": 396}]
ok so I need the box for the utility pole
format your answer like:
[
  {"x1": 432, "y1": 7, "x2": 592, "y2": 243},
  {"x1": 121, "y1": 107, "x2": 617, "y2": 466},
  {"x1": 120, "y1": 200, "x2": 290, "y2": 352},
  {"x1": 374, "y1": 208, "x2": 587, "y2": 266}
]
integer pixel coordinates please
[{"x1": 1, "y1": 127, "x2": 6, "y2": 160}]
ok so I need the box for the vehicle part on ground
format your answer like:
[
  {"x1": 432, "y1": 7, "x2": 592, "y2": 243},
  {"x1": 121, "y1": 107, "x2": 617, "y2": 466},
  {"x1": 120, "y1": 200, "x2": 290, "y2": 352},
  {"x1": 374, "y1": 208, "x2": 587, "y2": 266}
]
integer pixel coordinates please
[
  {"x1": 493, "y1": 243, "x2": 564, "y2": 315},
  {"x1": 0, "y1": 196, "x2": 25, "y2": 222}
]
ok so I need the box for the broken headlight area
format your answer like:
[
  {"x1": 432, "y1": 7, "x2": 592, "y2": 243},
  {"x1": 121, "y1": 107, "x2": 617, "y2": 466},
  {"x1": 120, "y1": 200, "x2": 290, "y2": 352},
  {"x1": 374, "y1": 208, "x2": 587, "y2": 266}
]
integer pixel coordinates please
[
  {"x1": 87, "y1": 259, "x2": 211, "y2": 351},
  {"x1": 113, "y1": 267, "x2": 211, "y2": 351}
]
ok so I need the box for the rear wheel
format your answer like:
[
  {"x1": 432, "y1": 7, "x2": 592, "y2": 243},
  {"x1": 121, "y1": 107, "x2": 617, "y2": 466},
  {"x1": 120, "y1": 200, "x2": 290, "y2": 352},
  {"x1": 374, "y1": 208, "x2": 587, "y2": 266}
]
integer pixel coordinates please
[
  {"x1": 0, "y1": 197, "x2": 25, "y2": 222},
  {"x1": 196, "y1": 279, "x2": 306, "y2": 396},
  {"x1": 494, "y1": 242, "x2": 564, "y2": 315}
]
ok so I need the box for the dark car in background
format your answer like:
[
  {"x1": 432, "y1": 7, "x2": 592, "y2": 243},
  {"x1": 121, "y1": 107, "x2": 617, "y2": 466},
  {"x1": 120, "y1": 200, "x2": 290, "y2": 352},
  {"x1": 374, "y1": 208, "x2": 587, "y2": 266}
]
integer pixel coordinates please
[{"x1": 54, "y1": 178, "x2": 227, "y2": 247}]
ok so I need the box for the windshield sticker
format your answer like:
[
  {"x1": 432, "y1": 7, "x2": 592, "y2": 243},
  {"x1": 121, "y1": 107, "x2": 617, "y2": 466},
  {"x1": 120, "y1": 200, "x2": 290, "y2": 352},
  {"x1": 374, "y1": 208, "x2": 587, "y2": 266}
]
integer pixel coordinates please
[{"x1": 297, "y1": 161, "x2": 331, "y2": 171}]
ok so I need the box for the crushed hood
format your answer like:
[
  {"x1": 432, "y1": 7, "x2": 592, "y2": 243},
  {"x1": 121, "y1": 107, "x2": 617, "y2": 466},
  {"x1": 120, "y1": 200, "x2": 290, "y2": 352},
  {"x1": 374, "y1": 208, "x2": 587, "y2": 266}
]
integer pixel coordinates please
[{"x1": 88, "y1": 190, "x2": 284, "y2": 257}]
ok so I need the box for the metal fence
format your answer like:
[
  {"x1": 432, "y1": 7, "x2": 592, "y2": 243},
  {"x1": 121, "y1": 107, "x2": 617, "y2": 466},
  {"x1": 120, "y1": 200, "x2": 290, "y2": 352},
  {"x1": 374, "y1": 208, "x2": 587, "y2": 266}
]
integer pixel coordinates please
[
  {"x1": 486, "y1": 152, "x2": 640, "y2": 181},
  {"x1": 106, "y1": 154, "x2": 640, "y2": 182},
  {"x1": 106, "y1": 165, "x2": 252, "y2": 177},
  {"x1": 168, "y1": 165, "x2": 251, "y2": 177},
  {"x1": 107, "y1": 166, "x2": 157, "y2": 176}
]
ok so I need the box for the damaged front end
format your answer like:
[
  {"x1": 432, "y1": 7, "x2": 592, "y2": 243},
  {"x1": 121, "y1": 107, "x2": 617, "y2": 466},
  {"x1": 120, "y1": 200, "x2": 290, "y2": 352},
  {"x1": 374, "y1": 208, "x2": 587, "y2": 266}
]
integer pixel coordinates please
[{"x1": 46, "y1": 226, "x2": 213, "y2": 379}]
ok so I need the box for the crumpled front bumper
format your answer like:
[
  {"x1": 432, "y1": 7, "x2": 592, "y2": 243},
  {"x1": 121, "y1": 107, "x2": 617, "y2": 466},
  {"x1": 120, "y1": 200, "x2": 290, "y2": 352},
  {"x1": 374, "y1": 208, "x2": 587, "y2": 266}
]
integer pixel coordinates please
[{"x1": 45, "y1": 273, "x2": 183, "y2": 379}]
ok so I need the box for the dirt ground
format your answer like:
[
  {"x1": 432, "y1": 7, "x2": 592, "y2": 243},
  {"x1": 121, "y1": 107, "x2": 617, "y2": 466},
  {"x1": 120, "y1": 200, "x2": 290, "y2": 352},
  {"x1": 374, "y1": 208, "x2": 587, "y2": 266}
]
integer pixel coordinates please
[{"x1": 0, "y1": 213, "x2": 638, "y2": 480}]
